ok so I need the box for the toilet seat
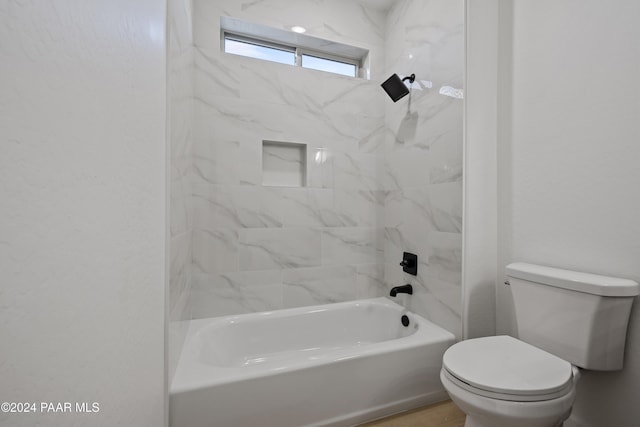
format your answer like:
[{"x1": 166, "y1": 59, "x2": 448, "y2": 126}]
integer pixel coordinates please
[{"x1": 442, "y1": 336, "x2": 574, "y2": 402}]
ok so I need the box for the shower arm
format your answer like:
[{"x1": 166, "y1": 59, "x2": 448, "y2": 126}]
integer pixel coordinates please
[{"x1": 402, "y1": 74, "x2": 416, "y2": 84}]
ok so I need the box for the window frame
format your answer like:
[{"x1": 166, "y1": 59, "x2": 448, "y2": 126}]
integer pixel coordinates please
[{"x1": 222, "y1": 31, "x2": 361, "y2": 78}]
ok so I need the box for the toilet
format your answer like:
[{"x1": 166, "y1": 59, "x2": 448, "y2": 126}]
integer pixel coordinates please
[{"x1": 441, "y1": 262, "x2": 639, "y2": 427}]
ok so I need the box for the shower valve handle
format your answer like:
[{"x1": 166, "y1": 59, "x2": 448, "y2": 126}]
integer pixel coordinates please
[{"x1": 399, "y1": 252, "x2": 418, "y2": 276}]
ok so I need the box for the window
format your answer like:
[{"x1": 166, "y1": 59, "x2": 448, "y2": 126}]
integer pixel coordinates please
[
  {"x1": 300, "y1": 53, "x2": 357, "y2": 77},
  {"x1": 220, "y1": 17, "x2": 368, "y2": 78},
  {"x1": 224, "y1": 35, "x2": 295, "y2": 66},
  {"x1": 223, "y1": 33, "x2": 359, "y2": 77},
  {"x1": 221, "y1": 27, "x2": 369, "y2": 77}
]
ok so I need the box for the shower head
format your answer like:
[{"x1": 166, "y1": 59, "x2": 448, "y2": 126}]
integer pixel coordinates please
[{"x1": 381, "y1": 73, "x2": 415, "y2": 102}]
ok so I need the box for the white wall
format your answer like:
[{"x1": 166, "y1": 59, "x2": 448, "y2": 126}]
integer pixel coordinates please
[
  {"x1": 461, "y1": 0, "x2": 499, "y2": 339},
  {"x1": 495, "y1": 0, "x2": 640, "y2": 425},
  {"x1": 0, "y1": 1, "x2": 167, "y2": 426}
]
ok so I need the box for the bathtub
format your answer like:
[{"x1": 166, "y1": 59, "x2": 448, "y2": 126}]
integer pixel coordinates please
[{"x1": 170, "y1": 297, "x2": 456, "y2": 427}]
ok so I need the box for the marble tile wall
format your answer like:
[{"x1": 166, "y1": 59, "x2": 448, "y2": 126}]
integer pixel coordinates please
[
  {"x1": 190, "y1": 0, "x2": 388, "y2": 318},
  {"x1": 187, "y1": 0, "x2": 464, "y2": 337},
  {"x1": 382, "y1": 0, "x2": 464, "y2": 338},
  {"x1": 168, "y1": 0, "x2": 194, "y2": 383}
]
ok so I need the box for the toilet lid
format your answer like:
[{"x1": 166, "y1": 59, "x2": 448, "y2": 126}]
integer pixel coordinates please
[{"x1": 443, "y1": 336, "x2": 573, "y2": 398}]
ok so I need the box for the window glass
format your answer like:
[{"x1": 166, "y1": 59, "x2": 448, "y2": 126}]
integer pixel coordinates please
[
  {"x1": 224, "y1": 37, "x2": 295, "y2": 66},
  {"x1": 301, "y1": 54, "x2": 357, "y2": 77}
]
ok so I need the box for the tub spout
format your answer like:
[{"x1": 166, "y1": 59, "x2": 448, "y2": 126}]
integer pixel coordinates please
[{"x1": 389, "y1": 284, "x2": 413, "y2": 297}]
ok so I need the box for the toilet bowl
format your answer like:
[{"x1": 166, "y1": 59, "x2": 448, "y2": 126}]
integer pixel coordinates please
[
  {"x1": 441, "y1": 263, "x2": 639, "y2": 427},
  {"x1": 441, "y1": 336, "x2": 578, "y2": 427}
]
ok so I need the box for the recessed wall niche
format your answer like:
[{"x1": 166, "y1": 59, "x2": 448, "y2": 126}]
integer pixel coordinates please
[{"x1": 262, "y1": 140, "x2": 307, "y2": 187}]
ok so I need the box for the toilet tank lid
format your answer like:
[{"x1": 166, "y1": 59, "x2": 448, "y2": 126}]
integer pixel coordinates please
[{"x1": 506, "y1": 263, "x2": 639, "y2": 297}]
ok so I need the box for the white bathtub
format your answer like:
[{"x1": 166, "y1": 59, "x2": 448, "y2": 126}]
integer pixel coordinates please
[{"x1": 170, "y1": 297, "x2": 456, "y2": 427}]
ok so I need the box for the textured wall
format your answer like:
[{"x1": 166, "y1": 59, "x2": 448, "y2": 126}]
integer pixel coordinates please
[
  {"x1": 167, "y1": 0, "x2": 194, "y2": 386},
  {"x1": 0, "y1": 1, "x2": 166, "y2": 426},
  {"x1": 188, "y1": 0, "x2": 389, "y2": 318},
  {"x1": 497, "y1": 1, "x2": 640, "y2": 425},
  {"x1": 382, "y1": 0, "x2": 464, "y2": 338}
]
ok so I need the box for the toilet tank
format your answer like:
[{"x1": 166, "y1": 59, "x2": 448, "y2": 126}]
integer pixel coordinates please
[{"x1": 506, "y1": 263, "x2": 639, "y2": 371}]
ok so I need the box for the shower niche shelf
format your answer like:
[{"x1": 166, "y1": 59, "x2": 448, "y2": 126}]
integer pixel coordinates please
[{"x1": 262, "y1": 140, "x2": 307, "y2": 187}]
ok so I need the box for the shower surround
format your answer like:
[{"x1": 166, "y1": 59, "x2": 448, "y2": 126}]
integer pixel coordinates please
[
  {"x1": 382, "y1": 0, "x2": 464, "y2": 336},
  {"x1": 189, "y1": 0, "x2": 388, "y2": 318},
  {"x1": 178, "y1": 0, "x2": 464, "y2": 339}
]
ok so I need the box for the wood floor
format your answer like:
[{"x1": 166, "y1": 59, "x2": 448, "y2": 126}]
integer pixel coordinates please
[{"x1": 359, "y1": 400, "x2": 466, "y2": 427}]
